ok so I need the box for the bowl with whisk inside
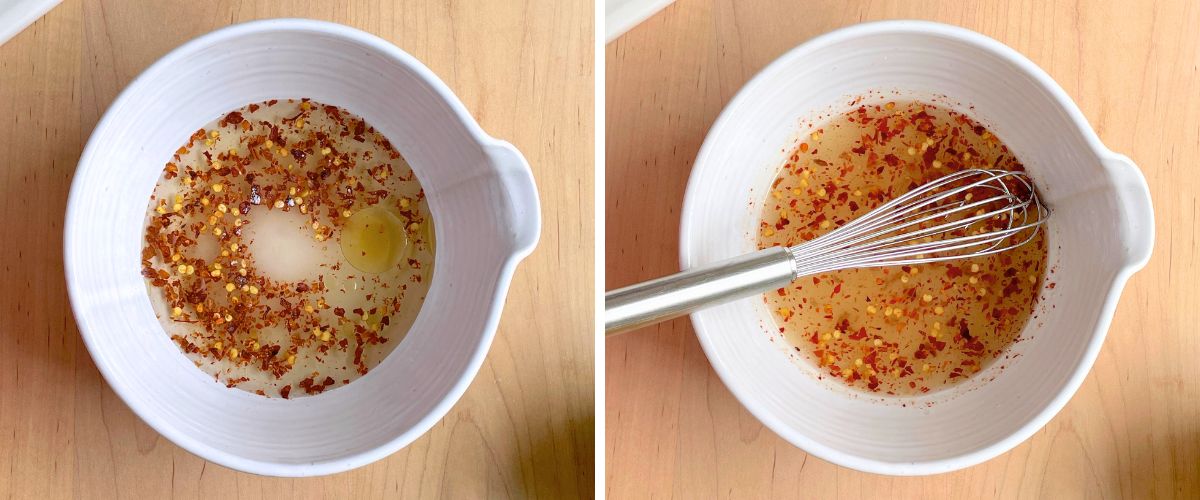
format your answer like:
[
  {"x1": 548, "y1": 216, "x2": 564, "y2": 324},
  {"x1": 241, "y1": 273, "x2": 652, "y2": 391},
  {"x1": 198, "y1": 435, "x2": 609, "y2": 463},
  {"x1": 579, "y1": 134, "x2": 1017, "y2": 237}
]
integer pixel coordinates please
[{"x1": 680, "y1": 20, "x2": 1153, "y2": 475}]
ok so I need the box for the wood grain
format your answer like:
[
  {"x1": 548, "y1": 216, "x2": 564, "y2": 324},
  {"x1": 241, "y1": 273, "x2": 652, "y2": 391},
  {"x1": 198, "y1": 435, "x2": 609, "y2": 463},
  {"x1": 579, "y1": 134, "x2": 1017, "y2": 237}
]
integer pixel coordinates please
[
  {"x1": 605, "y1": 0, "x2": 1199, "y2": 498},
  {"x1": 0, "y1": 0, "x2": 593, "y2": 498}
]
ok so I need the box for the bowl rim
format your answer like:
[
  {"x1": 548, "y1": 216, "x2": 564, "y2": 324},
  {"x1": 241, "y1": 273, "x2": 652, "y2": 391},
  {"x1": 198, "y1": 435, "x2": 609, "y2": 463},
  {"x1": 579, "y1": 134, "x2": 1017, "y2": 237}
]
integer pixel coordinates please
[
  {"x1": 64, "y1": 18, "x2": 538, "y2": 477},
  {"x1": 679, "y1": 19, "x2": 1153, "y2": 475}
]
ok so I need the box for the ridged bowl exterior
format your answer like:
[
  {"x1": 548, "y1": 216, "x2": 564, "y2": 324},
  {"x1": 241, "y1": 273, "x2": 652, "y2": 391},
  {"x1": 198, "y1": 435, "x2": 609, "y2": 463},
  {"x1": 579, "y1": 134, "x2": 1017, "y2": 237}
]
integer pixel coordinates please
[
  {"x1": 680, "y1": 21, "x2": 1153, "y2": 475},
  {"x1": 65, "y1": 19, "x2": 540, "y2": 476}
]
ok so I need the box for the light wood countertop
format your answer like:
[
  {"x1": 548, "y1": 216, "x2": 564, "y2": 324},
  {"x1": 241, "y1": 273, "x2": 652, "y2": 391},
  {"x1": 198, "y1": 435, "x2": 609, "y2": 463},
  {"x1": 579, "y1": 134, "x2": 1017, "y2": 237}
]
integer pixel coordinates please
[
  {"x1": 0, "y1": 0, "x2": 593, "y2": 497},
  {"x1": 606, "y1": 1, "x2": 1198, "y2": 498}
]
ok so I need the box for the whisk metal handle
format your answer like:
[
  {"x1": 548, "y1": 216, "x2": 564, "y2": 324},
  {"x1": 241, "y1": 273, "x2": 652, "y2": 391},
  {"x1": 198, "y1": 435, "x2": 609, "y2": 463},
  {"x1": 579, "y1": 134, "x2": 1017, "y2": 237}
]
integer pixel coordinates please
[{"x1": 605, "y1": 247, "x2": 795, "y2": 336}]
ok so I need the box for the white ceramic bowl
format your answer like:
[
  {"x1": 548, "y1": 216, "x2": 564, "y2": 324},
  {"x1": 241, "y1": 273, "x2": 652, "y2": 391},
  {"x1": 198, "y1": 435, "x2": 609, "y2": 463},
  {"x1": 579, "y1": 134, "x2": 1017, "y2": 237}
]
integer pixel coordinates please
[
  {"x1": 681, "y1": 21, "x2": 1153, "y2": 475},
  {"x1": 65, "y1": 19, "x2": 540, "y2": 476}
]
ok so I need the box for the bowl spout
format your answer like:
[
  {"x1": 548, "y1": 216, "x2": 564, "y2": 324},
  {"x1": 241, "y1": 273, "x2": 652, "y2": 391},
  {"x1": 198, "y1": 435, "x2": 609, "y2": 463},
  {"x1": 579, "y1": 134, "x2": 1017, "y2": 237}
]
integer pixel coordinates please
[
  {"x1": 1102, "y1": 153, "x2": 1154, "y2": 270},
  {"x1": 485, "y1": 140, "x2": 542, "y2": 258}
]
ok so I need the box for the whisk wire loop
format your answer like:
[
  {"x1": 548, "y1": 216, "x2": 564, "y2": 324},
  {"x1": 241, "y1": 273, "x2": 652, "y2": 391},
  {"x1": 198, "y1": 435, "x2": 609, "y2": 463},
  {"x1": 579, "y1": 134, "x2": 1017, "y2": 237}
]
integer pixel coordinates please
[{"x1": 786, "y1": 169, "x2": 1047, "y2": 277}]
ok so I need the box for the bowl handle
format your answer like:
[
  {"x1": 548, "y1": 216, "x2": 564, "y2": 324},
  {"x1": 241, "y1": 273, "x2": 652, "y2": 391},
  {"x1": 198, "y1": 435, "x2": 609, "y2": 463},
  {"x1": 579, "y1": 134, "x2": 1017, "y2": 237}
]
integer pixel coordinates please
[
  {"x1": 485, "y1": 140, "x2": 542, "y2": 257},
  {"x1": 1103, "y1": 153, "x2": 1154, "y2": 270}
]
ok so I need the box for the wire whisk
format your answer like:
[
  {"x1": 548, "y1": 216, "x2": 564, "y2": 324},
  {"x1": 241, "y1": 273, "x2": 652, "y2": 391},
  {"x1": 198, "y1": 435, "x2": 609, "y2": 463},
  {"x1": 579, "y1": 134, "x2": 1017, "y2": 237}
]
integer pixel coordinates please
[
  {"x1": 789, "y1": 169, "x2": 1047, "y2": 276},
  {"x1": 606, "y1": 169, "x2": 1048, "y2": 335}
]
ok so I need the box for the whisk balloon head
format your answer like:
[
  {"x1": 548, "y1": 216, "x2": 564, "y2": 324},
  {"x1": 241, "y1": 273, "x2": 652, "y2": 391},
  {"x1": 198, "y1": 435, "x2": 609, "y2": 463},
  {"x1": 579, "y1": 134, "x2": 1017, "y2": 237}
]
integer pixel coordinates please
[{"x1": 787, "y1": 169, "x2": 1048, "y2": 277}]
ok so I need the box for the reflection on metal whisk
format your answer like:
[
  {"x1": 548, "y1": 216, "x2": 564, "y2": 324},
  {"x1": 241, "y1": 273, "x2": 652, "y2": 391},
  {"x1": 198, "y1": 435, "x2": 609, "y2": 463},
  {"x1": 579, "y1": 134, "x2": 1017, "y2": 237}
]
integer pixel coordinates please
[
  {"x1": 788, "y1": 169, "x2": 1048, "y2": 276},
  {"x1": 606, "y1": 169, "x2": 1049, "y2": 335}
]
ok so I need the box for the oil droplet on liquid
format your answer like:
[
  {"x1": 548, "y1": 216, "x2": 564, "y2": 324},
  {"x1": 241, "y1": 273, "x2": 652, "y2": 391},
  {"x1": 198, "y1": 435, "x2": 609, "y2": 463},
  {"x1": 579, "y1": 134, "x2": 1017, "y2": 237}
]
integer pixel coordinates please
[{"x1": 340, "y1": 205, "x2": 408, "y2": 274}]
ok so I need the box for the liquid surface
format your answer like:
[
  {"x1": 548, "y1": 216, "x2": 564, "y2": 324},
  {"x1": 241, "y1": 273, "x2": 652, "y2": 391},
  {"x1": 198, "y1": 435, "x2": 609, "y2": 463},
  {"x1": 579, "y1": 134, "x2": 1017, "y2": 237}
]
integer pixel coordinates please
[
  {"x1": 758, "y1": 100, "x2": 1047, "y2": 396},
  {"x1": 141, "y1": 99, "x2": 435, "y2": 398}
]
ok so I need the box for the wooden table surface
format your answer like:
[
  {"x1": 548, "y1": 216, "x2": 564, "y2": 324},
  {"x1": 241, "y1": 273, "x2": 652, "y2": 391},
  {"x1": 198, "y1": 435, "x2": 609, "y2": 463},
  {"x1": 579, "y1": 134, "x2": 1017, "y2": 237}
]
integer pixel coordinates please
[
  {"x1": 0, "y1": 0, "x2": 593, "y2": 498},
  {"x1": 606, "y1": 1, "x2": 1198, "y2": 498}
]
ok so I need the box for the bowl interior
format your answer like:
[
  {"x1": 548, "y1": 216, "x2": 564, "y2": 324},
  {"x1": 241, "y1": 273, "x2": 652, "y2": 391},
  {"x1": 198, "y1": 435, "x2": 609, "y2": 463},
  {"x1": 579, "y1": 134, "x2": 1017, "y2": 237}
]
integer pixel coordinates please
[
  {"x1": 66, "y1": 21, "x2": 524, "y2": 474},
  {"x1": 683, "y1": 23, "x2": 1134, "y2": 473}
]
